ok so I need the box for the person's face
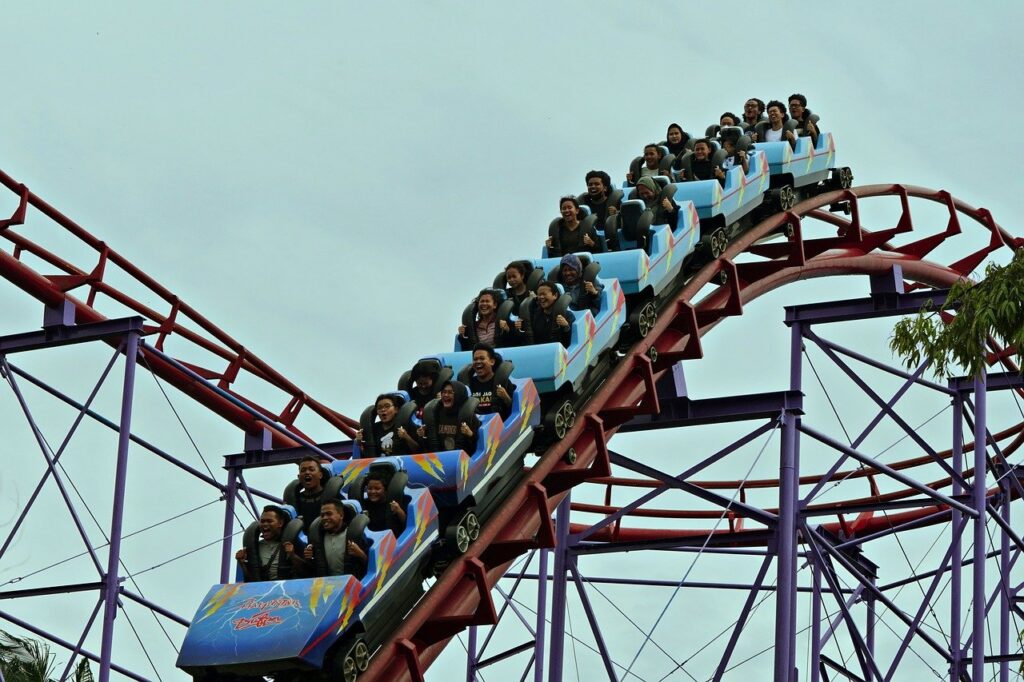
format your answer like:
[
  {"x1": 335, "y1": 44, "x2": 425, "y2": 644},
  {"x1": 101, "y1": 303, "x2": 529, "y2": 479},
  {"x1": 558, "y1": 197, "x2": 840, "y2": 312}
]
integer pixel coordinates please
[
  {"x1": 477, "y1": 294, "x2": 496, "y2": 316},
  {"x1": 376, "y1": 398, "x2": 397, "y2": 422},
  {"x1": 720, "y1": 116, "x2": 736, "y2": 127},
  {"x1": 414, "y1": 374, "x2": 433, "y2": 392},
  {"x1": 643, "y1": 146, "x2": 660, "y2": 168},
  {"x1": 259, "y1": 511, "x2": 284, "y2": 542},
  {"x1": 694, "y1": 143, "x2": 710, "y2": 161},
  {"x1": 560, "y1": 265, "x2": 580, "y2": 286},
  {"x1": 320, "y1": 504, "x2": 344, "y2": 533},
  {"x1": 667, "y1": 128, "x2": 682, "y2": 144},
  {"x1": 472, "y1": 350, "x2": 495, "y2": 379},
  {"x1": 788, "y1": 99, "x2": 804, "y2": 120},
  {"x1": 637, "y1": 183, "x2": 655, "y2": 201},
  {"x1": 440, "y1": 384, "x2": 456, "y2": 408},
  {"x1": 505, "y1": 268, "x2": 523, "y2": 289},
  {"x1": 537, "y1": 286, "x2": 557, "y2": 310},
  {"x1": 744, "y1": 100, "x2": 759, "y2": 118},
  {"x1": 768, "y1": 106, "x2": 784, "y2": 125},
  {"x1": 560, "y1": 200, "x2": 578, "y2": 222},
  {"x1": 586, "y1": 176, "x2": 606, "y2": 199},
  {"x1": 365, "y1": 479, "x2": 386, "y2": 503},
  {"x1": 298, "y1": 460, "x2": 323, "y2": 491}
]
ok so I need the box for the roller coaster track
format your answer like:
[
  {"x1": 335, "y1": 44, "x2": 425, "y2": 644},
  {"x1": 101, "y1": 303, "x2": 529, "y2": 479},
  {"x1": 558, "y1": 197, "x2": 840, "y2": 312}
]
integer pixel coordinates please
[
  {"x1": 0, "y1": 168, "x2": 359, "y2": 447},
  {"x1": 0, "y1": 174, "x2": 1021, "y2": 680}
]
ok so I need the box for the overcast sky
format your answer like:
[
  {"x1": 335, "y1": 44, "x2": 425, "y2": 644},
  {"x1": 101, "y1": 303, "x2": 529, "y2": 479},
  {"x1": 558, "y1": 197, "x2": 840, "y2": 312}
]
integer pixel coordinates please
[{"x1": 1, "y1": 2, "x2": 1023, "y2": 680}]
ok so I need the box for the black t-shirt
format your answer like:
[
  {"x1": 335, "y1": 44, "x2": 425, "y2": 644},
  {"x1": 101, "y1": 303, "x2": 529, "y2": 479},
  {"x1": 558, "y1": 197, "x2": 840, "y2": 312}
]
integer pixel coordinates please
[
  {"x1": 295, "y1": 488, "x2": 324, "y2": 533},
  {"x1": 434, "y1": 406, "x2": 480, "y2": 453},
  {"x1": 371, "y1": 421, "x2": 411, "y2": 456},
  {"x1": 690, "y1": 158, "x2": 715, "y2": 181},
  {"x1": 468, "y1": 374, "x2": 514, "y2": 420},
  {"x1": 364, "y1": 498, "x2": 406, "y2": 536}
]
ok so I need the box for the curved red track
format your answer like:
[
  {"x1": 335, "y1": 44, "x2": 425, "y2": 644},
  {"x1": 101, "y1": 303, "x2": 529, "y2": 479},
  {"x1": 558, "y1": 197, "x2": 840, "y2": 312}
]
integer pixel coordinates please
[{"x1": 1, "y1": 177, "x2": 1021, "y2": 680}]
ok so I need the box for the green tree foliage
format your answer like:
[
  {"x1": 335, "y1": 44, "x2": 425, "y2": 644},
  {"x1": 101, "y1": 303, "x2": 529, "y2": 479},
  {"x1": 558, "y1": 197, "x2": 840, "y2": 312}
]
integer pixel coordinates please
[
  {"x1": 890, "y1": 248, "x2": 1024, "y2": 378},
  {"x1": 0, "y1": 630, "x2": 93, "y2": 682}
]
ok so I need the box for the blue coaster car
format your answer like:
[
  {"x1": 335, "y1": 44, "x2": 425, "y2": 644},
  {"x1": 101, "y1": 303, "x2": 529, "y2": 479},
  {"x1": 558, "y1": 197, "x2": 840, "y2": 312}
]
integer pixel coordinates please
[
  {"x1": 542, "y1": 198, "x2": 700, "y2": 303},
  {"x1": 332, "y1": 377, "x2": 541, "y2": 558},
  {"x1": 176, "y1": 486, "x2": 439, "y2": 680},
  {"x1": 436, "y1": 277, "x2": 625, "y2": 398},
  {"x1": 671, "y1": 149, "x2": 770, "y2": 229},
  {"x1": 754, "y1": 131, "x2": 836, "y2": 190}
]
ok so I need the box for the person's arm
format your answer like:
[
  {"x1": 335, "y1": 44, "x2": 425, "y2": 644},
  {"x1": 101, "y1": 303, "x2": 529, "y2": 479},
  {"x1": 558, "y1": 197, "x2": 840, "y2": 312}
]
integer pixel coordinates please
[
  {"x1": 234, "y1": 548, "x2": 251, "y2": 582},
  {"x1": 346, "y1": 540, "x2": 368, "y2": 579},
  {"x1": 397, "y1": 426, "x2": 419, "y2": 453}
]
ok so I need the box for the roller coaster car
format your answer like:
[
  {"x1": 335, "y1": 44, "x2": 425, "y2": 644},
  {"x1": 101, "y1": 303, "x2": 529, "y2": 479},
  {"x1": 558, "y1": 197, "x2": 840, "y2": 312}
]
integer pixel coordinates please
[
  {"x1": 332, "y1": 378, "x2": 540, "y2": 564},
  {"x1": 441, "y1": 264, "x2": 624, "y2": 401},
  {"x1": 176, "y1": 487, "x2": 439, "y2": 682},
  {"x1": 752, "y1": 129, "x2": 850, "y2": 210},
  {"x1": 671, "y1": 146, "x2": 771, "y2": 252}
]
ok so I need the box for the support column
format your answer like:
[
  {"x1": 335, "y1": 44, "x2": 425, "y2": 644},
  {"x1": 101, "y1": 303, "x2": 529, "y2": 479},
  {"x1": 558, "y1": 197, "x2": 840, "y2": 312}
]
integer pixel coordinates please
[
  {"x1": 950, "y1": 393, "x2": 964, "y2": 680},
  {"x1": 775, "y1": 409, "x2": 799, "y2": 682},
  {"x1": 548, "y1": 494, "x2": 572, "y2": 682},
  {"x1": 220, "y1": 468, "x2": 238, "y2": 583},
  {"x1": 465, "y1": 626, "x2": 477, "y2": 682},
  {"x1": 99, "y1": 331, "x2": 139, "y2": 682},
  {"x1": 999, "y1": 472, "x2": 1011, "y2": 682},
  {"x1": 775, "y1": 321, "x2": 802, "y2": 682},
  {"x1": 971, "y1": 372, "x2": 987, "y2": 682},
  {"x1": 810, "y1": 561, "x2": 821, "y2": 682},
  {"x1": 534, "y1": 548, "x2": 548, "y2": 682}
]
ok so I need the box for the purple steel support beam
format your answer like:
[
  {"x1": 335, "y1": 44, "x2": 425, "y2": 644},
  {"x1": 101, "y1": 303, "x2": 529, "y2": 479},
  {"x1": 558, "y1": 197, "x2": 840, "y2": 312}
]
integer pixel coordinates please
[
  {"x1": 572, "y1": 420, "x2": 776, "y2": 543},
  {"x1": 56, "y1": 597, "x2": 103, "y2": 682},
  {"x1": 881, "y1": 517, "x2": 966, "y2": 680},
  {"x1": 866, "y1": 588, "x2": 876, "y2": 682},
  {"x1": 99, "y1": 330, "x2": 139, "y2": 682},
  {"x1": 220, "y1": 469, "x2": 239, "y2": 583},
  {"x1": 534, "y1": 547, "x2": 548, "y2": 682},
  {"x1": 804, "y1": 330, "x2": 966, "y2": 487},
  {"x1": 548, "y1": 495, "x2": 571, "y2": 682},
  {"x1": 1, "y1": 362, "x2": 287, "y2": 499},
  {"x1": 817, "y1": 585, "x2": 867, "y2": 654},
  {"x1": 0, "y1": 348, "x2": 119, "y2": 565},
  {"x1": 608, "y1": 450, "x2": 778, "y2": 526},
  {"x1": 799, "y1": 356, "x2": 943, "y2": 508},
  {"x1": 950, "y1": 392, "x2": 964, "y2": 681},
  {"x1": 803, "y1": 533, "x2": 882, "y2": 681},
  {"x1": 971, "y1": 372, "x2": 987, "y2": 682},
  {"x1": 811, "y1": 562, "x2": 822, "y2": 682},
  {"x1": 512, "y1": 572, "x2": 851, "y2": 593},
  {"x1": 799, "y1": 424, "x2": 977, "y2": 517},
  {"x1": 777, "y1": 319, "x2": 802, "y2": 682},
  {"x1": 466, "y1": 626, "x2": 478, "y2": 682},
  {"x1": 713, "y1": 554, "x2": 773, "y2": 682},
  {"x1": 480, "y1": 550, "x2": 537, "y2": 661},
  {"x1": 804, "y1": 331, "x2": 955, "y2": 396},
  {"x1": 1, "y1": 358, "x2": 106, "y2": 574},
  {"x1": 120, "y1": 588, "x2": 190, "y2": 627},
  {"x1": 806, "y1": 524, "x2": 950, "y2": 662},
  {"x1": 783, "y1": 286, "x2": 952, "y2": 326},
  {"x1": 999, "y1": 479, "x2": 1012, "y2": 682},
  {"x1": 567, "y1": 557, "x2": 618, "y2": 681}
]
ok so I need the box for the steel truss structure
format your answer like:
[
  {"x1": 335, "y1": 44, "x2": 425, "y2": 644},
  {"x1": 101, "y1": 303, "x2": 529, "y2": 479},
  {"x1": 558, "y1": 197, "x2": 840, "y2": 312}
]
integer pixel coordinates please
[
  {"x1": 457, "y1": 275, "x2": 1024, "y2": 681},
  {"x1": 1, "y1": 168, "x2": 1023, "y2": 682}
]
